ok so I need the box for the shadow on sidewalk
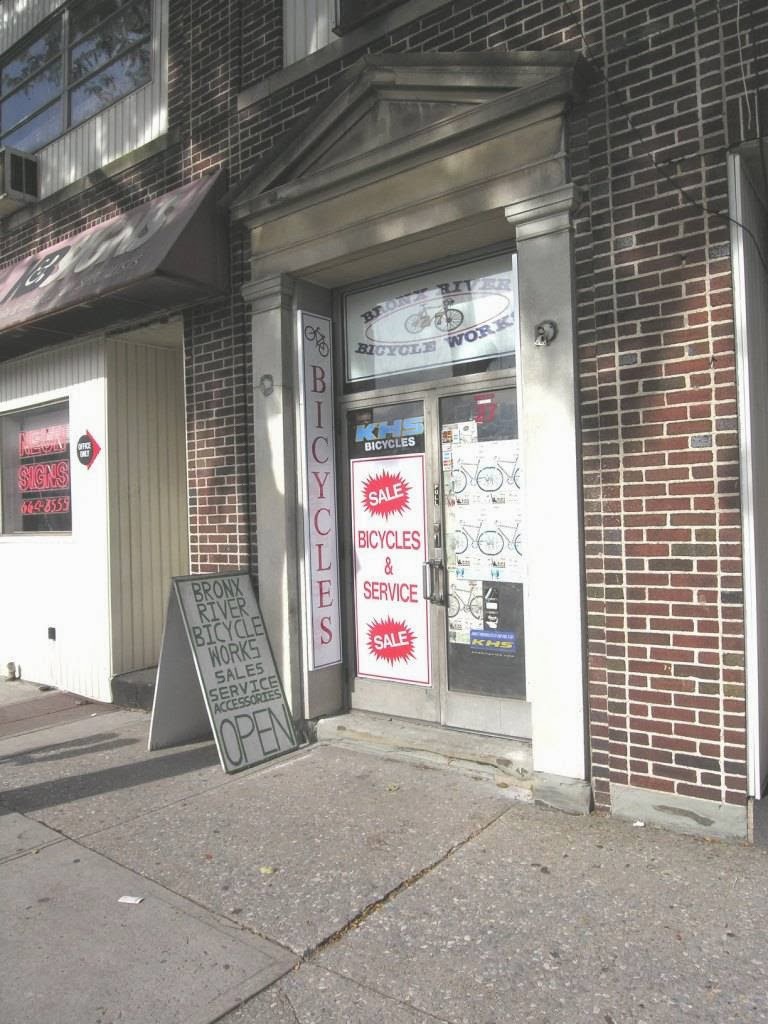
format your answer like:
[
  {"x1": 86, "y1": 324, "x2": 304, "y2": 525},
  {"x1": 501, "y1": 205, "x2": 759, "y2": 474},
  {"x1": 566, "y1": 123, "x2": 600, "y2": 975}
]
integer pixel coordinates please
[
  {"x1": 0, "y1": 731, "x2": 139, "y2": 765},
  {"x1": 0, "y1": 740, "x2": 220, "y2": 816}
]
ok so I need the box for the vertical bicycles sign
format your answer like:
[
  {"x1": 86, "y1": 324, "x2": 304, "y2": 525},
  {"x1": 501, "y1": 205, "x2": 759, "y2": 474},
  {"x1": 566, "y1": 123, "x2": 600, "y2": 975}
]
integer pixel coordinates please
[
  {"x1": 298, "y1": 311, "x2": 342, "y2": 670},
  {"x1": 349, "y1": 409, "x2": 430, "y2": 685}
]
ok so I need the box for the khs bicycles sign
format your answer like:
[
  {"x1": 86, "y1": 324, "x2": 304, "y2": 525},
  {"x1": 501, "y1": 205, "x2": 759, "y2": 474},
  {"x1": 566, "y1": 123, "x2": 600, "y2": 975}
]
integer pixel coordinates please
[
  {"x1": 344, "y1": 253, "x2": 519, "y2": 383},
  {"x1": 350, "y1": 415, "x2": 425, "y2": 456}
]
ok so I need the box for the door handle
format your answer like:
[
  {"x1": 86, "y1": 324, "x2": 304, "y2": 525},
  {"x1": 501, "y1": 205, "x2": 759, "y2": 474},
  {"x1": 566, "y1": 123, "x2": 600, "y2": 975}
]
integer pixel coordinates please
[
  {"x1": 422, "y1": 560, "x2": 444, "y2": 604},
  {"x1": 432, "y1": 559, "x2": 445, "y2": 605},
  {"x1": 422, "y1": 561, "x2": 434, "y2": 602}
]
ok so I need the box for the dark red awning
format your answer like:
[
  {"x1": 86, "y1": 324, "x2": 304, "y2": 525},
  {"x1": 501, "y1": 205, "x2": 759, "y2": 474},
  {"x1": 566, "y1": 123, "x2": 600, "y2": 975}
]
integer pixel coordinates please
[{"x1": 0, "y1": 172, "x2": 228, "y2": 361}]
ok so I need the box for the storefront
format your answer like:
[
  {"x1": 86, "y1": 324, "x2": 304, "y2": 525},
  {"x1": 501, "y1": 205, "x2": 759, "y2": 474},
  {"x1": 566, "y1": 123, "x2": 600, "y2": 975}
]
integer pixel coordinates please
[
  {"x1": 232, "y1": 52, "x2": 592, "y2": 809},
  {"x1": 0, "y1": 173, "x2": 228, "y2": 701}
]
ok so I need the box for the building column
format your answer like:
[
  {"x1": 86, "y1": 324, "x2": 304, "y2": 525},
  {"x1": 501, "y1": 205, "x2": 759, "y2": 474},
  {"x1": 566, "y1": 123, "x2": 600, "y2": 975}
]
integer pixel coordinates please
[
  {"x1": 506, "y1": 186, "x2": 590, "y2": 812},
  {"x1": 242, "y1": 274, "x2": 303, "y2": 720}
]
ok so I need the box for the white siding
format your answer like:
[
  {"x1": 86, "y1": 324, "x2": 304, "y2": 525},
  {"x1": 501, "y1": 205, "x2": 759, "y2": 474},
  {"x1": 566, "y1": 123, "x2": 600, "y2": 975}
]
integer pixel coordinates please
[
  {"x1": 0, "y1": 0, "x2": 63, "y2": 47},
  {"x1": 284, "y1": 0, "x2": 334, "y2": 65},
  {"x1": 106, "y1": 336, "x2": 188, "y2": 676},
  {"x1": 0, "y1": 338, "x2": 112, "y2": 700},
  {"x1": 1, "y1": 0, "x2": 168, "y2": 198},
  {"x1": 39, "y1": 75, "x2": 167, "y2": 196}
]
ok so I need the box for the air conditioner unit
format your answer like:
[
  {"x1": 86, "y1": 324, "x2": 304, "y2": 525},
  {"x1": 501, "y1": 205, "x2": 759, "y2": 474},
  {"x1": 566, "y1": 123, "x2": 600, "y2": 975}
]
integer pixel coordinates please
[{"x1": 0, "y1": 148, "x2": 39, "y2": 216}]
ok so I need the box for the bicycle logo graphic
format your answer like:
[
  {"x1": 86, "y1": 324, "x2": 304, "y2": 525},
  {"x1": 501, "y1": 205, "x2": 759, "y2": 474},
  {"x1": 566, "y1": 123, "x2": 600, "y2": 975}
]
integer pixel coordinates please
[
  {"x1": 447, "y1": 586, "x2": 484, "y2": 620},
  {"x1": 405, "y1": 298, "x2": 464, "y2": 335},
  {"x1": 450, "y1": 455, "x2": 521, "y2": 495},
  {"x1": 453, "y1": 521, "x2": 522, "y2": 557},
  {"x1": 303, "y1": 323, "x2": 329, "y2": 357}
]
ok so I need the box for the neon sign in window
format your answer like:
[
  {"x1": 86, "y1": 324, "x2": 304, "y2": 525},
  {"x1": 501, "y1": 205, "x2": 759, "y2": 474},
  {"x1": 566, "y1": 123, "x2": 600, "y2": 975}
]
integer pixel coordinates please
[{"x1": 1, "y1": 402, "x2": 72, "y2": 533}]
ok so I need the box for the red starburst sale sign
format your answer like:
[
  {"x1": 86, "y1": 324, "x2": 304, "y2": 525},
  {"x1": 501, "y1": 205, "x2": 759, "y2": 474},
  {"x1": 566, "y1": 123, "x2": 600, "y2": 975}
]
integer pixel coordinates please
[{"x1": 350, "y1": 453, "x2": 430, "y2": 685}]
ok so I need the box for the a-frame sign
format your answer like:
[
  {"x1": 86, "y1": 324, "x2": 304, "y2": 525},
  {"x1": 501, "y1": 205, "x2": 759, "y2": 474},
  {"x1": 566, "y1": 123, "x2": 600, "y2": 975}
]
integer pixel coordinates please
[{"x1": 149, "y1": 572, "x2": 298, "y2": 772}]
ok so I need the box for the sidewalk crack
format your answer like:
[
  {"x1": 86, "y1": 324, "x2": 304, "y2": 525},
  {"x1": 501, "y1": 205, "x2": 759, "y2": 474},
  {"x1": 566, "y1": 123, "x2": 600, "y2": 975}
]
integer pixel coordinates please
[
  {"x1": 283, "y1": 990, "x2": 302, "y2": 1024},
  {"x1": 317, "y1": 964, "x2": 458, "y2": 1023},
  {"x1": 304, "y1": 801, "x2": 512, "y2": 961}
]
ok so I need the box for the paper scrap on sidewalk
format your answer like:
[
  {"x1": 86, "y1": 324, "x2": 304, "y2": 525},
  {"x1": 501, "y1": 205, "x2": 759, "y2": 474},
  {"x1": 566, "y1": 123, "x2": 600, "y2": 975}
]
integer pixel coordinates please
[{"x1": 118, "y1": 895, "x2": 145, "y2": 905}]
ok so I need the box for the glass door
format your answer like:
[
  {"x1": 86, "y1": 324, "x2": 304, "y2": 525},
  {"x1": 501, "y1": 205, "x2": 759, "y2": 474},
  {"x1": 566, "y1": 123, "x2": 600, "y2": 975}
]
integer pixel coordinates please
[
  {"x1": 344, "y1": 397, "x2": 440, "y2": 723},
  {"x1": 343, "y1": 385, "x2": 530, "y2": 739},
  {"x1": 437, "y1": 386, "x2": 529, "y2": 736}
]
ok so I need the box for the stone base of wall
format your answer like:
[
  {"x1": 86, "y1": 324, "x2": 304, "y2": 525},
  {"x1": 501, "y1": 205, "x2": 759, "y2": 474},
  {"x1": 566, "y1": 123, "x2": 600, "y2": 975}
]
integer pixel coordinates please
[{"x1": 611, "y1": 783, "x2": 748, "y2": 842}]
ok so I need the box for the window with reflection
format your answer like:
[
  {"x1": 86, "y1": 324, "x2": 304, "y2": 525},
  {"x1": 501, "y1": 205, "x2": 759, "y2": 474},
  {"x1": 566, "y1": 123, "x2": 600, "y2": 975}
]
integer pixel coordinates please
[{"x1": 0, "y1": 0, "x2": 152, "y2": 154}]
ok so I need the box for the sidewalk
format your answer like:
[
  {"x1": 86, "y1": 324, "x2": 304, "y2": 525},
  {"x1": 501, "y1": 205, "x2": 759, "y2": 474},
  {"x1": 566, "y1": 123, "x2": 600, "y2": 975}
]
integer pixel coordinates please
[{"x1": 1, "y1": 690, "x2": 767, "y2": 1023}]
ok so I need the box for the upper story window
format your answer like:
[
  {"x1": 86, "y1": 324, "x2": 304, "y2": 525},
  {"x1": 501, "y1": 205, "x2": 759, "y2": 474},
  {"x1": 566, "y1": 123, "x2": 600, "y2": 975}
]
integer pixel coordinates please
[
  {"x1": 334, "y1": 1, "x2": 406, "y2": 34},
  {"x1": 1, "y1": 0, "x2": 151, "y2": 154},
  {"x1": 283, "y1": 0, "x2": 407, "y2": 66}
]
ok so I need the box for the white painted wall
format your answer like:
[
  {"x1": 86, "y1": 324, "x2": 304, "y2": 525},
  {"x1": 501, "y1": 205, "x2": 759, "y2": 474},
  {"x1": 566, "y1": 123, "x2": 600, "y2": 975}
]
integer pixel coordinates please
[
  {"x1": 0, "y1": 326, "x2": 188, "y2": 701},
  {"x1": 0, "y1": 339, "x2": 112, "y2": 699}
]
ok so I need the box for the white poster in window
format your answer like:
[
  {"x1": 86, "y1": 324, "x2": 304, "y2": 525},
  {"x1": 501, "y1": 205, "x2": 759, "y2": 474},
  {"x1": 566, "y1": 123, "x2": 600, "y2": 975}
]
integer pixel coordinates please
[
  {"x1": 444, "y1": 437, "x2": 523, "y2": 584},
  {"x1": 298, "y1": 311, "x2": 342, "y2": 669},
  {"x1": 344, "y1": 253, "x2": 518, "y2": 382},
  {"x1": 351, "y1": 453, "x2": 430, "y2": 685}
]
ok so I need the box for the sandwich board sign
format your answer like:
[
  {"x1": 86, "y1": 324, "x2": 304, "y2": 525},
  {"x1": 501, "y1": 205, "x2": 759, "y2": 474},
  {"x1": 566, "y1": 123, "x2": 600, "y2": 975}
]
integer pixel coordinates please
[{"x1": 149, "y1": 572, "x2": 298, "y2": 772}]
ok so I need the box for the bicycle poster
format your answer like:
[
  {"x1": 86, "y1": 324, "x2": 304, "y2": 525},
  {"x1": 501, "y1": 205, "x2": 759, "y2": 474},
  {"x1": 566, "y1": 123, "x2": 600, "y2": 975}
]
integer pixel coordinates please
[
  {"x1": 444, "y1": 437, "x2": 524, "y2": 587},
  {"x1": 441, "y1": 410, "x2": 524, "y2": 664}
]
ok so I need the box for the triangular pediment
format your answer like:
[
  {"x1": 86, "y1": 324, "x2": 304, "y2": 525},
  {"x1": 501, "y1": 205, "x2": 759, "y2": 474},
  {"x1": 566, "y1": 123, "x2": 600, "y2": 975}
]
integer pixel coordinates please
[
  {"x1": 231, "y1": 52, "x2": 588, "y2": 222},
  {"x1": 310, "y1": 96, "x2": 478, "y2": 173}
]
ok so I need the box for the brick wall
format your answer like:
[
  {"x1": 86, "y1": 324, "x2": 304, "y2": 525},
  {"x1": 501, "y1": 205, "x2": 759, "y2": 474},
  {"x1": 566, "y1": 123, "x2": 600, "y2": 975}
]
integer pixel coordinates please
[
  {"x1": 174, "y1": 0, "x2": 256, "y2": 576},
  {"x1": 570, "y1": 0, "x2": 766, "y2": 811}
]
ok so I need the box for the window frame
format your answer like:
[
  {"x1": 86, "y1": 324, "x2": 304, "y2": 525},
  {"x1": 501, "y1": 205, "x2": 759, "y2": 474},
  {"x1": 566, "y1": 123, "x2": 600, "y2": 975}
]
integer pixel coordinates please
[
  {"x1": 0, "y1": 400, "x2": 73, "y2": 536},
  {"x1": 0, "y1": 0, "x2": 153, "y2": 155}
]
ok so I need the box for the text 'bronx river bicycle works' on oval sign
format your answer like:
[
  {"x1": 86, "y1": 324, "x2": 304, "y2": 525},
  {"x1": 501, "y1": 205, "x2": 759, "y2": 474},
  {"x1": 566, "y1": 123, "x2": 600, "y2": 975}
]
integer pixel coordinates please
[{"x1": 343, "y1": 253, "x2": 519, "y2": 383}]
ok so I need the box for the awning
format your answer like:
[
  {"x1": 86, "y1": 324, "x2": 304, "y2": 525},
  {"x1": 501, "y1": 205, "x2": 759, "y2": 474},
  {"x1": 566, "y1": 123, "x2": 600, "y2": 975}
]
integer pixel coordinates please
[{"x1": 0, "y1": 172, "x2": 228, "y2": 361}]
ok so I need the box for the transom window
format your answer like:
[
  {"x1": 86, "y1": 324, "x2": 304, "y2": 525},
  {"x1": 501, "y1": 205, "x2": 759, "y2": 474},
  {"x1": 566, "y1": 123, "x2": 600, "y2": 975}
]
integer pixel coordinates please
[{"x1": 1, "y1": 0, "x2": 152, "y2": 154}]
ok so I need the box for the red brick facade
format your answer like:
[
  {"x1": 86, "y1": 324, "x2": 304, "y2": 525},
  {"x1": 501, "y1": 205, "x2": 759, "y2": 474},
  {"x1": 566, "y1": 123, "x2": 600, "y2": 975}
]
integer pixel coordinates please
[{"x1": 2, "y1": 0, "x2": 767, "y2": 817}]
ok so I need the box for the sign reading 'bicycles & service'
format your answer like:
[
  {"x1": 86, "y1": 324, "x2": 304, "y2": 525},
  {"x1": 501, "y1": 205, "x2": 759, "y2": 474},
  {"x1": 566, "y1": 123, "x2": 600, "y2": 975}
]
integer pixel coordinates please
[
  {"x1": 343, "y1": 253, "x2": 519, "y2": 383},
  {"x1": 298, "y1": 311, "x2": 342, "y2": 670},
  {"x1": 348, "y1": 402, "x2": 430, "y2": 686}
]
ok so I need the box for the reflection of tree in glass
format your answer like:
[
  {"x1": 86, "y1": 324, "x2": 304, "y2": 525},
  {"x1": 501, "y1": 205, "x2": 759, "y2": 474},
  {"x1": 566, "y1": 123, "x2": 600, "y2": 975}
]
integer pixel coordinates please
[
  {"x1": 2, "y1": 63, "x2": 61, "y2": 133},
  {"x1": 2, "y1": 26, "x2": 61, "y2": 97},
  {"x1": 71, "y1": 48, "x2": 150, "y2": 126},
  {"x1": 69, "y1": 3, "x2": 151, "y2": 84},
  {"x1": 71, "y1": 0, "x2": 126, "y2": 41}
]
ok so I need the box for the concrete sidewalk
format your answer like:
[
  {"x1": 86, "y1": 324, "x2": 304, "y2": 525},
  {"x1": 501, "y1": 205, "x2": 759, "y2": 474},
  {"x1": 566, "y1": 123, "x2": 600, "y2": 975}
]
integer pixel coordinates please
[{"x1": 1, "y1": 700, "x2": 767, "y2": 1023}]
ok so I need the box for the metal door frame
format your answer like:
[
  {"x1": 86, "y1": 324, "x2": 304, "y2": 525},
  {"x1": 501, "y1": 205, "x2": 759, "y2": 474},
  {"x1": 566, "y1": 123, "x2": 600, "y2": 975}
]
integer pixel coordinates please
[{"x1": 337, "y1": 367, "x2": 531, "y2": 738}]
